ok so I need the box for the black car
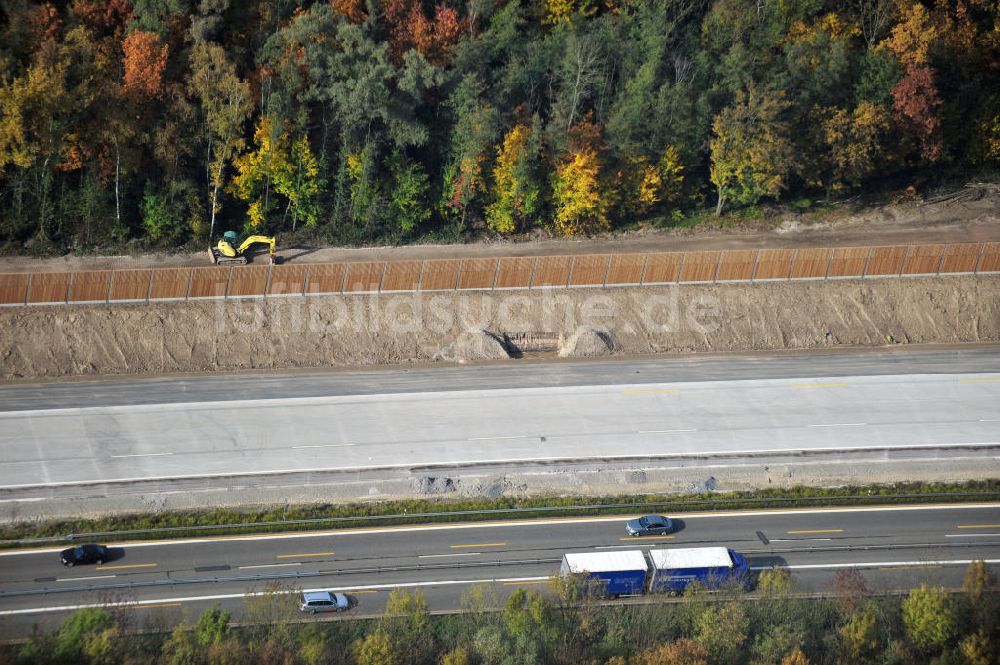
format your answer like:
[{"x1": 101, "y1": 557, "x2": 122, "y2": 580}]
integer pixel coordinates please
[
  {"x1": 60, "y1": 544, "x2": 109, "y2": 566},
  {"x1": 625, "y1": 515, "x2": 674, "y2": 537}
]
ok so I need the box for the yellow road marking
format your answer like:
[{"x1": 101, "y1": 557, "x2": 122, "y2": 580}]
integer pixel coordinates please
[
  {"x1": 791, "y1": 383, "x2": 848, "y2": 389},
  {"x1": 96, "y1": 563, "x2": 157, "y2": 570},
  {"x1": 880, "y1": 565, "x2": 943, "y2": 571},
  {"x1": 450, "y1": 542, "x2": 506, "y2": 549},
  {"x1": 503, "y1": 580, "x2": 550, "y2": 586},
  {"x1": 341, "y1": 590, "x2": 379, "y2": 594},
  {"x1": 619, "y1": 535, "x2": 675, "y2": 541},
  {"x1": 957, "y1": 524, "x2": 1000, "y2": 529},
  {"x1": 622, "y1": 388, "x2": 678, "y2": 394},
  {"x1": 275, "y1": 552, "x2": 335, "y2": 559},
  {"x1": 137, "y1": 603, "x2": 182, "y2": 609},
  {"x1": 960, "y1": 377, "x2": 1000, "y2": 382},
  {"x1": 786, "y1": 529, "x2": 843, "y2": 535}
]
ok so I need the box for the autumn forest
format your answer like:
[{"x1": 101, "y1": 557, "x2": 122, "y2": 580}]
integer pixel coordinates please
[{"x1": 0, "y1": 0, "x2": 997, "y2": 252}]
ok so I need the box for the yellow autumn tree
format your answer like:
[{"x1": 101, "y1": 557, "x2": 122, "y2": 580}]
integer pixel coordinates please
[
  {"x1": 486, "y1": 123, "x2": 541, "y2": 235},
  {"x1": 822, "y1": 101, "x2": 891, "y2": 191},
  {"x1": 231, "y1": 116, "x2": 289, "y2": 230},
  {"x1": 552, "y1": 148, "x2": 608, "y2": 236},
  {"x1": 544, "y1": 0, "x2": 598, "y2": 26}
]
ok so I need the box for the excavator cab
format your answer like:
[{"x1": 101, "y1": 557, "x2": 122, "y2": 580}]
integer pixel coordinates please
[{"x1": 209, "y1": 231, "x2": 278, "y2": 265}]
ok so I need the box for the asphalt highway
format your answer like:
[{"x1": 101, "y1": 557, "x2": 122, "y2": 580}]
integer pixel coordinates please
[
  {"x1": 0, "y1": 349, "x2": 998, "y2": 491},
  {"x1": 0, "y1": 504, "x2": 998, "y2": 637}
]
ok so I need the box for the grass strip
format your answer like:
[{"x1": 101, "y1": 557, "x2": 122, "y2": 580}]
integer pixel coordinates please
[{"x1": 2, "y1": 479, "x2": 997, "y2": 548}]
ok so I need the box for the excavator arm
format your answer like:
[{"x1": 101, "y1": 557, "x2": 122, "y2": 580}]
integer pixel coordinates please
[{"x1": 236, "y1": 235, "x2": 276, "y2": 259}]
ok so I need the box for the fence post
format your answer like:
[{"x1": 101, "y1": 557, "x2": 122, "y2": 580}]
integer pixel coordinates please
[
  {"x1": 145, "y1": 270, "x2": 154, "y2": 303},
  {"x1": 786, "y1": 249, "x2": 797, "y2": 280},
  {"x1": 263, "y1": 263, "x2": 272, "y2": 299},
  {"x1": 601, "y1": 254, "x2": 612, "y2": 287},
  {"x1": 379, "y1": 261, "x2": 389, "y2": 293},
  {"x1": 491, "y1": 258, "x2": 500, "y2": 291},
  {"x1": 566, "y1": 255, "x2": 576, "y2": 287},
  {"x1": 24, "y1": 272, "x2": 32, "y2": 306},
  {"x1": 185, "y1": 268, "x2": 195, "y2": 300},
  {"x1": 713, "y1": 251, "x2": 723, "y2": 283},
  {"x1": 899, "y1": 244, "x2": 910, "y2": 277},
  {"x1": 302, "y1": 265, "x2": 311, "y2": 296},
  {"x1": 673, "y1": 252, "x2": 684, "y2": 284},
  {"x1": 453, "y1": 260, "x2": 461, "y2": 290},
  {"x1": 65, "y1": 272, "x2": 73, "y2": 304},
  {"x1": 824, "y1": 248, "x2": 834, "y2": 279},
  {"x1": 416, "y1": 260, "x2": 426, "y2": 292},
  {"x1": 527, "y1": 257, "x2": 538, "y2": 289},
  {"x1": 639, "y1": 253, "x2": 650, "y2": 285},
  {"x1": 750, "y1": 250, "x2": 761, "y2": 283},
  {"x1": 974, "y1": 241, "x2": 986, "y2": 274},
  {"x1": 106, "y1": 270, "x2": 115, "y2": 303},
  {"x1": 936, "y1": 246, "x2": 947, "y2": 275},
  {"x1": 861, "y1": 246, "x2": 874, "y2": 278},
  {"x1": 223, "y1": 265, "x2": 233, "y2": 300},
  {"x1": 338, "y1": 263, "x2": 348, "y2": 293}
]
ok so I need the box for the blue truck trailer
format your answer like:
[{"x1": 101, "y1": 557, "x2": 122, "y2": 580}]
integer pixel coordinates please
[
  {"x1": 559, "y1": 550, "x2": 649, "y2": 596},
  {"x1": 648, "y1": 547, "x2": 750, "y2": 594}
]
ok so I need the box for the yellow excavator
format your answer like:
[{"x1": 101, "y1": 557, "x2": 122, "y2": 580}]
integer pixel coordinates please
[{"x1": 208, "y1": 231, "x2": 278, "y2": 265}]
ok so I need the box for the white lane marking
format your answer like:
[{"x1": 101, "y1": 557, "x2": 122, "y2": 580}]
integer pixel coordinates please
[
  {"x1": 418, "y1": 553, "x2": 481, "y2": 559},
  {"x1": 238, "y1": 563, "x2": 301, "y2": 570},
  {"x1": 0, "y1": 576, "x2": 553, "y2": 616},
  {"x1": 56, "y1": 575, "x2": 116, "y2": 582},
  {"x1": 945, "y1": 533, "x2": 1000, "y2": 538},
  {"x1": 980, "y1": 419, "x2": 1000, "y2": 422},
  {"x1": 749, "y1": 558, "x2": 1000, "y2": 571},
  {"x1": 467, "y1": 435, "x2": 534, "y2": 441},
  {"x1": 110, "y1": 453, "x2": 173, "y2": 458},
  {"x1": 292, "y1": 444, "x2": 354, "y2": 449},
  {"x1": 808, "y1": 423, "x2": 867, "y2": 428},
  {"x1": 638, "y1": 429, "x2": 697, "y2": 434},
  {"x1": 3, "y1": 503, "x2": 998, "y2": 557},
  {"x1": 4, "y1": 441, "x2": 996, "y2": 490},
  {"x1": 770, "y1": 538, "x2": 833, "y2": 542}
]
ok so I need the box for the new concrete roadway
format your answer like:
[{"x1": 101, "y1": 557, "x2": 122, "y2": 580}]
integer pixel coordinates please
[
  {"x1": 0, "y1": 349, "x2": 998, "y2": 502},
  {"x1": 0, "y1": 504, "x2": 998, "y2": 638}
]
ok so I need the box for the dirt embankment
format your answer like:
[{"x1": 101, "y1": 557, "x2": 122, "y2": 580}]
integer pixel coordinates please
[{"x1": 2, "y1": 276, "x2": 997, "y2": 380}]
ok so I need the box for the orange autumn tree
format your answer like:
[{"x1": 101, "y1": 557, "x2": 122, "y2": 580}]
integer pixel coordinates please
[
  {"x1": 384, "y1": 0, "x2": 464, "y2": 65},
  {"x1": 122, "y1": 31, "x2": 168, "y2": 99}
]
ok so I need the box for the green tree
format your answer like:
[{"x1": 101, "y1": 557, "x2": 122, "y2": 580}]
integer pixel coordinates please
[
  {"x1": 54, "y1": 608, "x2": 115, "y2": 663},
  {"x1": 275, "y1": 134, "x2": 322, "y2": 231},
  {"x1": 758, "y1": 567, "x2": 794, "y2": 597},
  {"x1": 381, "y1": 588, "x2": 435, "y2": 665},
  {"x1": 694, "y1": 601, "x2": 748, "y2": 665},
  {"x1": 902, "y1": 584, "x2": 958, "y2": 653},
  {"x1": 838, "y1": 604, "x2": 880, "y2": 663},
  {"x1": 709, "y1": 86, "x2": 794, "y2": 215},
  {"x1": 142, "y1": 186, "x2": 184, "y2": 243},
  {"x1": 353, "y1": 629, "x2": 398, "y2": 665},
  {"x1": 385, "y1": 150, "x2": 430, "y2": 235}
]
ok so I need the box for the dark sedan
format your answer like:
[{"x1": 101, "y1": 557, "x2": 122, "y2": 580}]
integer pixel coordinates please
[
  {"x1": 60, "y1": 544, "x2": 109, "y2": 566},
  {"x1": 626, "y1": 515, "x2": 674, "y2": 536}
]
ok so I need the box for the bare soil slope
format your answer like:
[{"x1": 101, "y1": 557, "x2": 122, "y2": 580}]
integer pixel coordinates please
[{"x1": 2, "y1": 276, "x2": 997, "y2": 380}]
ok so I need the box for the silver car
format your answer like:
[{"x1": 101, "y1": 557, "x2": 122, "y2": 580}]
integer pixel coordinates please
[{"x1": 301, "y1": 591, "x2": 351, "y2": 613}]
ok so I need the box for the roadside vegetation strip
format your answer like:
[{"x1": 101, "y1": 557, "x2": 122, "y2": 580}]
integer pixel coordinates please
[{"x1": 0, "y1": 480, "x2": 996, "y2": 549}]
